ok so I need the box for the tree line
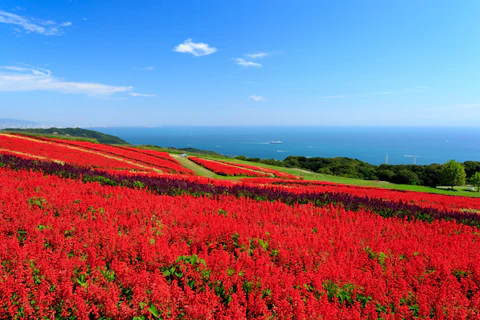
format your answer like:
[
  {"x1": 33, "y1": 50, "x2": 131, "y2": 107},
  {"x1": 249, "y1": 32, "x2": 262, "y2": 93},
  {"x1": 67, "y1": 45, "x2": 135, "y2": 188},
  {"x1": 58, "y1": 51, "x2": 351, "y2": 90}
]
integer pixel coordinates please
[{"x1": 234, "y1": 155, "x2": 480, "y2": 190}]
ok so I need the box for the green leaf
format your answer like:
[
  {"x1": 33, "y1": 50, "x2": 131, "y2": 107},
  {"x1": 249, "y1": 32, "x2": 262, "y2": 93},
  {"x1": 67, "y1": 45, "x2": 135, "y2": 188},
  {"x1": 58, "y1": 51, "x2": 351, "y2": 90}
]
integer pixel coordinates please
[{"x1": 148, "y1": 304, "x2": 160, "y2": 318}]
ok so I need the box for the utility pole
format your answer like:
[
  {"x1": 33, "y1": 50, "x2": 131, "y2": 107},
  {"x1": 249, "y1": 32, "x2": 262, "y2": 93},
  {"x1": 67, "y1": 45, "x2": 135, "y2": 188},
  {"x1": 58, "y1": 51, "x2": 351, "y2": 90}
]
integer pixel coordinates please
[{"x1": 404, "y1": 154, "x2": 418, "y2": 165}]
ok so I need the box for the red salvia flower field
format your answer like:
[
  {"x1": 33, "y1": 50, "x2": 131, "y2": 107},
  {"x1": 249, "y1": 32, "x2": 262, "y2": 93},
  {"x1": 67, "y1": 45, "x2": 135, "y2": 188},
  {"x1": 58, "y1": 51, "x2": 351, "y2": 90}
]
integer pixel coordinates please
[
  {"x1": 0, "y1": 134, "x2": 157, "y2": 173},
  {"x1": 243, "y1": 178, "x2": 480, "y2": 213},
  {"x1": 47, "y1": 138, "x2": 195, "y2": 175},
  {"x1": 1, "y1": 135, "x2": 480, "y2": 319},
  {"x1": 0, "y1": 134, "x2": 195, "y2": 175}
]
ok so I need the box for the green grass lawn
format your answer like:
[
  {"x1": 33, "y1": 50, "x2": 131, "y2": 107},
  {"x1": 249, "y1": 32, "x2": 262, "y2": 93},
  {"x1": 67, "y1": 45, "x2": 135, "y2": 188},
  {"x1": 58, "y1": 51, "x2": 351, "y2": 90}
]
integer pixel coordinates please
[{"x1": 171, "y1": 154, "x2": 219, "y2": 178}]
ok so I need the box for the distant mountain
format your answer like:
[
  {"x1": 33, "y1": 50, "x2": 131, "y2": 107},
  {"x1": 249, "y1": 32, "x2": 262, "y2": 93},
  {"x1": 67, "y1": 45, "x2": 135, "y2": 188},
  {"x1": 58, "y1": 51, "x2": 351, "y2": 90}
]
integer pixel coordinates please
[{"x1": 0, "y1": 118, "x2": 38, "y2": 129}]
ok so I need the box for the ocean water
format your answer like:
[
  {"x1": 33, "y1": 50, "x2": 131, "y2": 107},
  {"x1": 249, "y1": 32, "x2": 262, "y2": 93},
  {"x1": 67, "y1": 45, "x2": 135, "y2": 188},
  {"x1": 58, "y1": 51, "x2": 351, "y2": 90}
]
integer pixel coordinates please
[{"x1": 91, "y1": 126, "x2": 480, "y2": 166}]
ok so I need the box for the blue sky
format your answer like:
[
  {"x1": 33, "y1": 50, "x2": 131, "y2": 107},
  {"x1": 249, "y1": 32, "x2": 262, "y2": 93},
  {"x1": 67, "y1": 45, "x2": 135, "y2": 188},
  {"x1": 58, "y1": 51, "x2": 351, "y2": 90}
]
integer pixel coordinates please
[{"x1": 0, "y1": 0, "x2": 479, "y2": 126}]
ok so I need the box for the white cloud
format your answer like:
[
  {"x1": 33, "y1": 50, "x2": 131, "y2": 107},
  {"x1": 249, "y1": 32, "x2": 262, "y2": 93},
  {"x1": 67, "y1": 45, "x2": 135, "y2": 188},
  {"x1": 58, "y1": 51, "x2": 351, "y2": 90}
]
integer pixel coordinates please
[
  {"x1": 235, "y1": 58, "x2": 262, "y2": 68},
  {"x1": 37, "y1": 20, "x2": 56, "y2": 26},
  {"x1": 0, "y1": 66, "x2": 133, "y2": 96},
  {"x1": 245, "y1": 52, "x2": 268, "y2": 59},
  {"x1": 250, "y1": 95, "x2": 265, "y2": 101},
  {"x1": 174, "y1": 39, "x2": 217, "y2": 57},
  {"x1": 0, "y1": 10, "x2": 69, "y2": 36},
  {"x1": 60, "y1": 22, "x2": 72, "y2": 27},
  {"x1": 130, "y1": 93, "x2": 156, "y2": 97},
  {"x1": 0, "y1": 66, "x2": 28, "y2": 72}
]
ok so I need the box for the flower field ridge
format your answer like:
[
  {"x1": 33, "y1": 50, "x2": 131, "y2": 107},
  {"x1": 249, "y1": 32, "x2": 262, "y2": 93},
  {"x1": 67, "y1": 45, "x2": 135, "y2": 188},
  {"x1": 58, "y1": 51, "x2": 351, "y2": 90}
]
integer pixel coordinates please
[
  {"x1": 1, "y1": 167, "x2": 480, "y2": 318},
  {"x1": 0, "y1": 134, "x2": 158, "y2": 173},
  {"x1": 46, "y1": 138, "x2": 195, "y2": 175},
  {"x1": 189, "y1": 157, "x2": 271, "y2": 177},
  {"x1": 219, "y1": 160, "x2": 300, "y2": 180},
  {"x1": 244, "y1": 177, "x2": 480, "y2": 213}
]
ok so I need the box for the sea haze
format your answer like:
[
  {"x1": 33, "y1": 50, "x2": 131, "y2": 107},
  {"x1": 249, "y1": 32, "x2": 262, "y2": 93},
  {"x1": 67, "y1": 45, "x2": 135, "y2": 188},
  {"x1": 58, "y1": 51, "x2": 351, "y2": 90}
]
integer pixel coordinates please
[{"x1": 91, "y1": 126, "x2": 480, "y2": 166}]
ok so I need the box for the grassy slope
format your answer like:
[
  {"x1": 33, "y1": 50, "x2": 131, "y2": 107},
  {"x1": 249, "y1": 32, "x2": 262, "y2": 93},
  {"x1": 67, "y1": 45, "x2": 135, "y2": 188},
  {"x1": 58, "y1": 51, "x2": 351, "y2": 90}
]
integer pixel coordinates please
[
  {"x1": 171, "y1": 154, "x2": 245, "y2": 181},
  {"x1": 170, "y1": 154, "x2": 218, "y2": 178}
]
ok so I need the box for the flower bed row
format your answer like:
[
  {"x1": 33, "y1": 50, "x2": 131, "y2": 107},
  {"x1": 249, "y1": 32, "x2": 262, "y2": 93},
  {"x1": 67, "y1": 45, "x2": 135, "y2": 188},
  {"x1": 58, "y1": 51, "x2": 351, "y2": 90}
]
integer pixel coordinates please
[
  {"x1": 244, "y1": 178, "x2": 480, "y2": 213},
  {"x1": 13, "y1": 134, "x2": 194, "y2": 175},
  {"x1": 219, "y1": 160, "x2": 300, "y2": 179},
  {"x1": 0, "y1": 134, "x2": 154, "y2": 173},
  {"x1": 189, "y1": 157, "x2": 270, "y2": 177}
]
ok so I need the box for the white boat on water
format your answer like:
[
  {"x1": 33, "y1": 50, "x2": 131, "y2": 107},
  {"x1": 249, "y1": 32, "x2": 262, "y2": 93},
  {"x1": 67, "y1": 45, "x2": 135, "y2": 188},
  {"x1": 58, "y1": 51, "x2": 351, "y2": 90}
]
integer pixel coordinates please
[{"x1": 269, "y1": 140, "x2": 283, "y2": 144}]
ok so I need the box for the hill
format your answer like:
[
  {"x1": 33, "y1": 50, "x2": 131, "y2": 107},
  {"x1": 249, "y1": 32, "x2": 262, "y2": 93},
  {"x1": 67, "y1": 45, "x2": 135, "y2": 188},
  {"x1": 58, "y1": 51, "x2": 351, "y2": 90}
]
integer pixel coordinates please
[{"x1": 1, "y1": 127, "x2": 129, "y2": 145}]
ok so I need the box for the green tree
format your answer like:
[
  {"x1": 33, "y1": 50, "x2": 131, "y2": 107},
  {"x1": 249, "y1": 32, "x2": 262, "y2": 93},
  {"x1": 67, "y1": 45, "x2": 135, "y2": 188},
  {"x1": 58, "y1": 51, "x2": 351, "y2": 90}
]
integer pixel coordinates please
[
  {"x1": 284, "y1": 157, "x2": 300, "y2": 168},
  {"x1": 234, "y1": 155, "x2": 248, "y2": 161},
  {"x1": 421, "y1": 164, "x2": 443, "y2": 187},
  {"x1": 470, "y1": 171, "x2": 480, "y2": 192},
  {"x1": 376, "y1": 169, "x2": 395, "y2": 182},
  {"x1": 440, "y1": 160, "x2": 467, "y2": 189},
  {"x1": 392, "y1": 169, "x2": 420, "y2": 185},
  {"x1": 463, "y1": 161, "x2": 480, "y2": 177}
]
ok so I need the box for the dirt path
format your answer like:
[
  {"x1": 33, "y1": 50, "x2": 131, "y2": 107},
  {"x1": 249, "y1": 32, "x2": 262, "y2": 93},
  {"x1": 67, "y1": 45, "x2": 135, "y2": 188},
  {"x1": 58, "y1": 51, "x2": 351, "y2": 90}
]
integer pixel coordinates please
[
  {"x1": 170, "y1": 154, "x2": 217, "y2": 178},
  {"x1": 291, "y1": 168, "x2": 314, "y2": 174},
  {"x1": 0, "y1": 148, "x2": 64, "y2": 163}
]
